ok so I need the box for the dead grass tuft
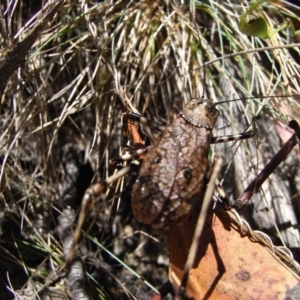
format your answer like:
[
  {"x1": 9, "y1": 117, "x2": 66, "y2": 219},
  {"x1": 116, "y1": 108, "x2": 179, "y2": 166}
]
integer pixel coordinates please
[{"x1": 0, "y1": 0, "x2": 300, "y2": 298}]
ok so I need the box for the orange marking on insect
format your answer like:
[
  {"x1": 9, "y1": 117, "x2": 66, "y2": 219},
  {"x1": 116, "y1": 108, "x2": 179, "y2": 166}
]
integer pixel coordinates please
[{"x1": 128, "y1": 119, "x2": 145, "y2": 149}]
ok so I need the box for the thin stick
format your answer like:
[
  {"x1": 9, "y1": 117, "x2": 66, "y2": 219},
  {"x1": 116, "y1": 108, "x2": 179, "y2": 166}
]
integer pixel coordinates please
[
  {"x1": 289, "y1": 120, "x2": 300, "y2": 146},
  {"x1": 234, "y1": 133, "x2": 297, "y2": 209},
  {"x1": 180, "y1": 155, "x2": 224, "y2": 290}
]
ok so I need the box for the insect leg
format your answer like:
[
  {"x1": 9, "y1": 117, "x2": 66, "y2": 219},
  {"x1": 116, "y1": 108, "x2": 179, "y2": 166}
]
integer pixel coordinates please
[
  {"x1": 109, "y1": 146, "x2": 151, "y2": 165},
  {"x1": 122, "y1": 112, "x2": 144, "y2": 149},
  {"x1": 109, "y1": 112, "x2": 156, "y2": 165},
  {"x1": 123, "y1": 111, "x2": 165, "y2": 137},
  {"x1": 67, "y1": 163, "x2": 135, "y2": 266},
  {"x1": 211, "y1": 116, "x2": 258, "y2": 144}
]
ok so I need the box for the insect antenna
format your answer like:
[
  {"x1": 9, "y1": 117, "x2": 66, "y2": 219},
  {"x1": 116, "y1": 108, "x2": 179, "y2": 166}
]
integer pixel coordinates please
[{"x1": 214, "y1": 94, "x2": 300, "y2": 107}]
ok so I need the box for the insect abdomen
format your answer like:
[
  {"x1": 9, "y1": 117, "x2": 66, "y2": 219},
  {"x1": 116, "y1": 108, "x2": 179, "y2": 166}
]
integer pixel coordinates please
[{"x1": 131, "y1": 116, "x2": 213, "y2": 234}]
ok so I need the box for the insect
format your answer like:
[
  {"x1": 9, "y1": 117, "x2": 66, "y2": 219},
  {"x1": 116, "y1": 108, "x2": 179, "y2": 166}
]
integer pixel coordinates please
[
  {"x1": 131, "y1": 98, "x2": 219, "y2": 234},
  {"x1": 67, "y1": 97, "x2": 257, "y2": 265}
]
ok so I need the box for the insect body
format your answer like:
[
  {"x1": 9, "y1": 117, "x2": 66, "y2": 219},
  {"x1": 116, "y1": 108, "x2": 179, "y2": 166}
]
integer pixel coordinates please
[
  {"x1": 131, "y1": 99, "x2": 219, "y2": 234},
  {"x1": 67, "y1": 97, "x2": 256, "y2": 264}
]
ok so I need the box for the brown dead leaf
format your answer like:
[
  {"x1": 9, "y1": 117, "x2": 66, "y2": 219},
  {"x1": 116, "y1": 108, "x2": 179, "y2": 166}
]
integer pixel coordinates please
[{"x1": 168, "y1": 204, "x2": 299, "y2": 299}]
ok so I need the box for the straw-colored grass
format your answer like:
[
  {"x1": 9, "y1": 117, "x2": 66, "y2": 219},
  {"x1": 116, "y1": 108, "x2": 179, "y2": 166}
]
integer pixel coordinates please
[{"x1": 0, "y1": 0, "x2": 300, "y2": 298}]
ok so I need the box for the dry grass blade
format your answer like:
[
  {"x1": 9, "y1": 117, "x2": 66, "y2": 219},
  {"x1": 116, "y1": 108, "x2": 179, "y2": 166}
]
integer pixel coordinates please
[{"x1": 0, "y1": 0, "x2": 63, "y2": 92}]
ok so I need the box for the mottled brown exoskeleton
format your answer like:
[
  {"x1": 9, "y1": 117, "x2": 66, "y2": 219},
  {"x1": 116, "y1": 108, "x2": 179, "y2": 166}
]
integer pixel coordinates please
[
  {"x1": 67, "y1": 98, "x2": 256, "y2": 264},
  {"x1": 131, "y1": 99, "x2": 219, "y2": 234}
]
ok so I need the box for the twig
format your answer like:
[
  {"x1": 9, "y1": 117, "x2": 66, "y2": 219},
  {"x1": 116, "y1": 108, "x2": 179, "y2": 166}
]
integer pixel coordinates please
[
  {"x1": 180, "y1": 155, "x2": 224, "y2": 291},
  {"x1": 234, "y1": 133, "x2": 297, "y2": 209},
  {"x1": 289, "y1": 120, "x2": 300, "y2": 146}
]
